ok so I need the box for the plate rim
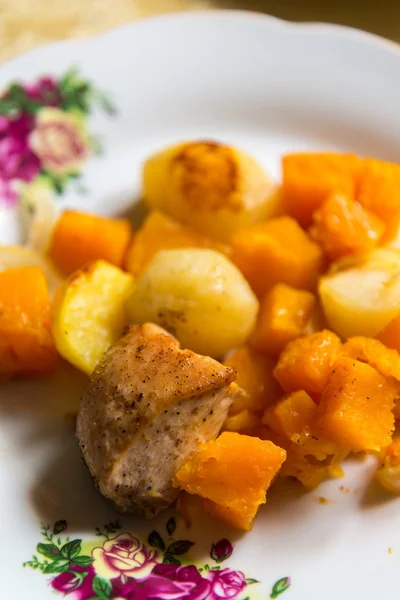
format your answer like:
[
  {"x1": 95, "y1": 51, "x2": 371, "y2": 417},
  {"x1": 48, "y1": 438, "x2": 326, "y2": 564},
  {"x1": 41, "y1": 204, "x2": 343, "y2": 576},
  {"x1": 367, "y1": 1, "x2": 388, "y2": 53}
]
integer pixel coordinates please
[{"x1": 1, "y1": 8, "x2": 400, "y2": 73}]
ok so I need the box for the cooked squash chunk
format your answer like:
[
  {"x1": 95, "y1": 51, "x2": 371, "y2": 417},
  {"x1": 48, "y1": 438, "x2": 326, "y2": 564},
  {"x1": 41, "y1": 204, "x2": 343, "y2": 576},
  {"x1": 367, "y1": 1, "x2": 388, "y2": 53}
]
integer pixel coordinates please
[
  {"x1": 0, "y1": 267, "x2": 58, "y2": 378},
  {"x1": 318, "y1": 357, "x2": 396, "y2": 452},
  {"x1": 224, "y1": 346, "x2": 281, "y2": 414},
  {"x1": 174, "y1": 432, "x2": 286, "y2": 531},
  {"x1": 263, "y1": 391, "x2": 317, "y2": 440},
  {"x1": 232, "y1": 217, "x2": 324, "y2": 298},
  {"x1": 376, "y1": 438, "x2": 400, "y2": 493},
  {"x1": 282, "y1": 152, "x2": 361, "y2": 226},
  {"x1": 310, "y1": 192, "x2": 385, "y2": 260},
  {"x1": 357, "y1": 158, "x2": 400, "y2": 242},
  {"x1": 377, "y1": 316, "x2": 400, "y2": 353},
  {"x1": 223, "y1": 409, "x2": 261, "y2": 434},
  {"x1": 49, "y1": 210, "x2": 132, "y2": 275},
  {"x1": 250, "y1": 284, "x2": 316, "y2": 357},
  {"x1": 273, "y1": 330, "x2": 341, "y2": 397},
  {"x1": 340, "y1": 336, "x2": 400, "y2": 383}
]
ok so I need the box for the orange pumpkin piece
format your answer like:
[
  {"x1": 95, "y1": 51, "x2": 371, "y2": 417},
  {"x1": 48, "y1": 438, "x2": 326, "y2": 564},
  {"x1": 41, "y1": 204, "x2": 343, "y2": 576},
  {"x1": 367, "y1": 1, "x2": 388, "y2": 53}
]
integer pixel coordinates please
[
  {"x1": 263, "y1": 390, "x2": 317, "y2": 440},
  {"x1": 125, "y1": 210, "x2": 230, "y2": 275},
  {"x1": 377, "y1": 316, "x2": 400, "y2": 353},
  {"x1": 174, "y1": 432, "x2": 286, "y2": 531},
  {"x1": 223, "y1": 409, "x2": 261, "y2": 433},
  {"x1": 341, "y1": 336, "x2": 400, "y2": 383},
  {"x1": 223, "y1": 346, "x2": 281, "y2": 413},
  {"x1": 310, "y1": 192, "x2": 385, "y2": 261},
  {"x1": 357, "y1": 158, "x2": 400, "y2": 241},
  {"x1": 49, "y1": 210, "x2": 133, "y2": 275},
  {"x1": 273, "y1": 330, "x2": 341, "y2": 397},
  {"x1": 375, "y1": 438, "x2": 400, "y2": 494},
  {"x1": 318, "y1": 356, "x2": 396, "y2": 452},
  {"x1": 0, "y1": 267, "x2": 58, "y2": 379},
  {"x1": 303, "y1": 302, "x2": 328, "y2": 335},
  {"x1": 282, "y1": 152, "x2": 361, "y2": 227},
  {"x1": 250, "y1": 284, "x2": 316, "y2": 357},
  {"x1": 281, "y1": 445, "x2": 344, "y2": 489},
  {"x1": 232, "y1": 217, "x2": 324, "y2": 298}
]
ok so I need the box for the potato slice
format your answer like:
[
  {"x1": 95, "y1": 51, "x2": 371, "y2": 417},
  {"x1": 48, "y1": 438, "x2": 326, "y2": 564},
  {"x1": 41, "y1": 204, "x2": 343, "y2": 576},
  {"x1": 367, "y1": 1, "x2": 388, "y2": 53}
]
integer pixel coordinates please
[
  {"x1": 319, "y1": 248, "x2": 400, "y2": 338},
  {"x1": 51, "y1": 260, "x2": 133, "y2": 374},
  {"x1": 127, "y1": 248, "x2": 259, "y2": 358},
  {"x1": 143, "y1": 140, "x2": 279, "y2": 242}
]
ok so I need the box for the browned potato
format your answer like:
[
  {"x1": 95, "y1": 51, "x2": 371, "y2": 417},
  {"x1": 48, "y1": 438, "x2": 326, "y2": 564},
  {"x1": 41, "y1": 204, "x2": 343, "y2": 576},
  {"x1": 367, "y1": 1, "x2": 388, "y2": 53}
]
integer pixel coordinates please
[{"x1": 143, "y1": 140, "x2": 279, "y2": 242}]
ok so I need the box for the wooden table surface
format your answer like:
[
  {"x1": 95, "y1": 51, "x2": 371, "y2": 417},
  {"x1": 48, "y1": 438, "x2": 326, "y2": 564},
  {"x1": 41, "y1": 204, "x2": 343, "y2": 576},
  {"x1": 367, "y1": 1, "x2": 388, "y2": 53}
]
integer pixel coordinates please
[{"x1": 1, "y1": 0, "x2": 399, "y2": 63}]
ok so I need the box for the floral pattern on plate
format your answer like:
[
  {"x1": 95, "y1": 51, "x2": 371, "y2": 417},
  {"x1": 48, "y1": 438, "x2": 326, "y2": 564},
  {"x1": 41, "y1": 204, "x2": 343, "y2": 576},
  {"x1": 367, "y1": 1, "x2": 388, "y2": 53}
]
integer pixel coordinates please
[
  {"x1": 0, "y1": 69, "x2": 114, "y2": 208},
  {"x1": 23, "y1": 518, "x2": 291, "y2": 599}
]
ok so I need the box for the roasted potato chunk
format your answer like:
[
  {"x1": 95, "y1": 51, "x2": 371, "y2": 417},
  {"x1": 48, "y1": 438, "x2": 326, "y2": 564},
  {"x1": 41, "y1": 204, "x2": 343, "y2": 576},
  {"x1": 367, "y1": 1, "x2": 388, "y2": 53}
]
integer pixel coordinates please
[
  {"x1": 127, "y1": 248, "x2": 259, "y2": 358},
  {"x1": 143, "y1": 140, "x2": 279, "y2": 242},
  {"x1": 319, "y1": 249, "x2": 400, "y2": 338}
]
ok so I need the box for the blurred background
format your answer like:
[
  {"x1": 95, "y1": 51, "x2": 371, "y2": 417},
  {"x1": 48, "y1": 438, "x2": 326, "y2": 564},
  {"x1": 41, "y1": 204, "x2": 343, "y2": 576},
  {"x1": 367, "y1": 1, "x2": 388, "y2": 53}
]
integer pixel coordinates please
[{"x1": 1, "y1": 0, "x2": 399, "y2": 62}]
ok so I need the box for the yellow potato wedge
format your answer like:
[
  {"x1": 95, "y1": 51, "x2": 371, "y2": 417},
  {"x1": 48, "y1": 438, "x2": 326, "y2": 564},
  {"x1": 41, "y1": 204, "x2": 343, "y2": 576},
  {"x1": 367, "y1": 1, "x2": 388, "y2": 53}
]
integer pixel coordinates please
[
  {"x1": 51, "y1": 260, "x2": 134, "y2": 374},
  {"x1": 319, "y1": 248, "x2": 400, "y2": 338},
  {"x1": 143, "y1": 140, "x2": 279, "y2": 242}
]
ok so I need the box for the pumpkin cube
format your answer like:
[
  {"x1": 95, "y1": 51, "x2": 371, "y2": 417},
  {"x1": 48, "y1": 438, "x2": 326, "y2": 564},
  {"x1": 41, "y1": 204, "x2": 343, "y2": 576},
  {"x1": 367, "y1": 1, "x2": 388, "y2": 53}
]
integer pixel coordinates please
[
  {"x1": 263, "y1": 390, "x2": 317, "y2": 440},
  {"x1": 174, "y1": 432, "x2": 286, "y2": 531},
  {"x1": 0, "y1": 267, "x2": 58, "y2": 378},
  {"x1": 232, "y1": 217, "x2": 324, "y2": 299},
  {"x1": 310, "y1": 192, "x2": 385, "y2": 261},
  {"x1": 125, "y1": 210, "x2": 230, "y2": 275},
  {"x1": 377, "y1": 316, "x2": 400, "y2": 353},
  {"x1": 223, "y1": 409, "x2": 261, "y2": 433},
  {"x1": 341, "y1": 336, "x2": 400, "y2": 383},
  {"x1": 318, "y1": 357, "x2": 396, "y2": 452},
  {"x1": 250, "y1": 284, "x2": 316, "y2": 357},
  {"x1": 375, "y1": 438, "x2": 400, "y2": 494},
  {"x1": 49, "y1": 210, "x2": 133, "y2": 275},
  {"x1": 281, "y1": 444, "x2": 344, "y2": 489},
  {"x1": 357, "y1": 158, "x2": 400, "y2": 241},
  {"x1": 224, "y1": 346, "x2": 281, "y2": 413},
  {"x1": 273, "y1": 330, "x2": 341, "y2": 397},
  {"x1": 282, "y1": 152, "x2": 361, "y2": 227}
]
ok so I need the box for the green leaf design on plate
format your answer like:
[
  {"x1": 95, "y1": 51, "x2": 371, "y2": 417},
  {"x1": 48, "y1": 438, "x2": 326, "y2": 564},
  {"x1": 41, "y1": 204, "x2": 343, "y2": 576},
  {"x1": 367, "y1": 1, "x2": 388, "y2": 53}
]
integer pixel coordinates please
[
  {"x1": 92, "y1": 575, "x2": 112, "y2": 600},
  {"x1": 73, "y1": 555, "x2": 94, "y2": 567},
  {"x1": 43, "y1": 558, "x2": 70, "y2": 574},
  {"x1": 245, "y1": 578, "x2": 259, "y2": 585},
  {"x1": 166, "y1": 540, "x2": 194, "y2": 555},
  {"x1": 166, "y1": 517, "x2": 176, "y2": 536},
  {"x1": 60, "y1": 539, "x2": 82, "y2": 559},
  {"x1": 37, "y1": 543, "x2": 60, "y2": 558},
  {"x1": 53, "y1": 520, "x2": 67, "y2": 535},
  {"x1": 163, "y1": 554, "x2": 181, "y2": 565},
  {"x1": 270, "y1": 576, "x2": 291, "y2": 598},
  {"x1": 148, "y1": 530, "x2": 165, "y2": 551}
]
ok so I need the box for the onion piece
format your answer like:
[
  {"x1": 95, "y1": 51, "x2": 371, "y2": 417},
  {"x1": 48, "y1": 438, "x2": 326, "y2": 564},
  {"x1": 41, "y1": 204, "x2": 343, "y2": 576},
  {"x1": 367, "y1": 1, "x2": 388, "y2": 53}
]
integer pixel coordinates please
[{"x1": 19, "y1": 179, "x2": 57, "y2": 253}]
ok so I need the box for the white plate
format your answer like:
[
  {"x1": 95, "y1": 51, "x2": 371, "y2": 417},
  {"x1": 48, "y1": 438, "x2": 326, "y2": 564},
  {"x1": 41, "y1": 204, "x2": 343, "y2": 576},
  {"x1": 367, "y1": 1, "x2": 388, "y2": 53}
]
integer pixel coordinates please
[{"x1": 1, "y1": 11, "x2": 400, "y2": 600}]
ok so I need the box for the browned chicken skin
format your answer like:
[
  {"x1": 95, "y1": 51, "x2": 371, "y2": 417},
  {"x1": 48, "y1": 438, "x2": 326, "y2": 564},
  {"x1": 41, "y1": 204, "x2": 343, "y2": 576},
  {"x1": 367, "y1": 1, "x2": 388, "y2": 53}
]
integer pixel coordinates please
[{"x1": 76, "y1": 323, "x2": 238, "y2": 517}]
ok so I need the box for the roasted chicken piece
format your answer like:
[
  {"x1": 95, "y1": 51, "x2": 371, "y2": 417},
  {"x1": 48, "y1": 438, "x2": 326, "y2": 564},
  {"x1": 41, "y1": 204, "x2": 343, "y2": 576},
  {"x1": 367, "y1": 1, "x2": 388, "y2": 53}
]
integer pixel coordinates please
[{"x1": 76, "y1": 323, "x2": 238, "y2": 517}]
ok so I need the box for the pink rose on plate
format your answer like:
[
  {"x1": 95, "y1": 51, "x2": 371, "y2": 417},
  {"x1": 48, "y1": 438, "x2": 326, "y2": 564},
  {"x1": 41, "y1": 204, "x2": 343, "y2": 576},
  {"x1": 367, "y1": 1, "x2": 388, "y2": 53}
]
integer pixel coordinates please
[
  {"x1": 52, "y1": 565, "x2": 95, "y2": 600},
  {"x1": 24, "y1": 76, "x2": 61, "y2": 106},
  {"x1": 92, "y1": 533, "x2": 158, "y2": 580},
  {"x1": 29, "y1": 107, "x2": 89, "y2": 175},
  {"x1": 115, "y1": 564, "x2": 211, "y2": 600},
  {"x1": 208, "y1": 568, "x2": 246, "y2": 600},
  {"x1": 0, "y1": 114, "x2": 40, "y2": 206}
]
